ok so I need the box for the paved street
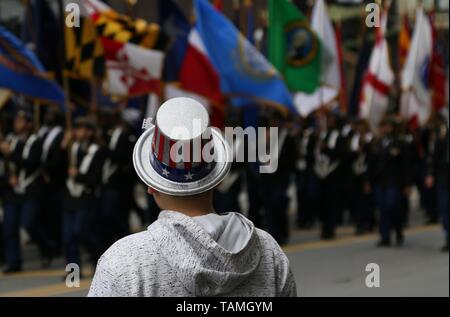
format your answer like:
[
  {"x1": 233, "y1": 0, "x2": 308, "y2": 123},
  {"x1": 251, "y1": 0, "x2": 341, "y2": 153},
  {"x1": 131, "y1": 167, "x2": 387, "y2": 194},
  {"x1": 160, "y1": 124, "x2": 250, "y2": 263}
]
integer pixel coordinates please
[{"x1": 0, "y1": 222, "x2": 447, "y2": 297}]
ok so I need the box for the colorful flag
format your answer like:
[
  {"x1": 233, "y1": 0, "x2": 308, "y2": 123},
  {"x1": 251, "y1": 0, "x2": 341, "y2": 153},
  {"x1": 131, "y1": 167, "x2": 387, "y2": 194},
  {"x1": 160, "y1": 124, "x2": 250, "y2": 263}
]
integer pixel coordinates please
[
  {"x1": 213, "y1": 0, "x2": 224, "y2": 12},
  {"x1": 335, "y1": 22, "x2": 347, "y2": 110},
  {"x1": 65, "y1": 16, "x2": 106, "y2": 79},
  {"x1": 194, "y1": 0, "x2": 295, "y2": 113},
  {"x1": 400, "y1": 7, "x2": 433, "y2": 128},
  {"x1": 268, "y1": 0, "x2": 322, "y2": 94},
  {"x1": 429, "y1": 11, "x2": 447, "y2": 112},
  {"x1": 84, "y1": 0, "x2": 168, "y2": 50},
  {"x1": 76, "y1": 0, "x2": 166, "y2": 97},
  {"x1": 102, "y1": 37, "x2": 164, "y2": 97},
  {"x1": 349, "y1": 28, "x2": 372, "y2": 116},
  {"x1": 180, "y1": 29, "x2": 222, "y2": 104},
  {"x1": 0, "y1": 26, "x2": 65, "y2": 106},
  {"x1": 159, "y1": 0, "x2": 191, "y2": 82},
  {"x1": 398, "y1": 15, "x2": 411, "y2": 71},
  {"x1": 359, "y1": 10, "x2": 394, "y2": 131},
  {"x1": 293, "y1": 0, "x2": 341, "y2": 116}
]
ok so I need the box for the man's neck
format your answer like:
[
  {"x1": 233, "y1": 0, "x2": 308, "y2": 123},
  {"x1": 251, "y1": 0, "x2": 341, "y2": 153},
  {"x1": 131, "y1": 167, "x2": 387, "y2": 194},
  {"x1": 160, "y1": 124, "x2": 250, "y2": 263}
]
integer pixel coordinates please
[{"x1": 164, "y1": 201, "x2": 215, "y2": 218}]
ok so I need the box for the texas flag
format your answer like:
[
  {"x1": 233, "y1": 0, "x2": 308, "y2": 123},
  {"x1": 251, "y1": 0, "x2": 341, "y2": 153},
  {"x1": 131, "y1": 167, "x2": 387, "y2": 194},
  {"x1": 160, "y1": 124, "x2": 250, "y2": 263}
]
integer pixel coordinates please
[
  {"x1": 179, "y1": 29, "x2": 223, "y2": 104},
  {"x1": 400, "y1": 7, "x2": 433, "y2": 129},
  {"x1": 359, "y1": 10, "x2": 394, "y2": 132}
]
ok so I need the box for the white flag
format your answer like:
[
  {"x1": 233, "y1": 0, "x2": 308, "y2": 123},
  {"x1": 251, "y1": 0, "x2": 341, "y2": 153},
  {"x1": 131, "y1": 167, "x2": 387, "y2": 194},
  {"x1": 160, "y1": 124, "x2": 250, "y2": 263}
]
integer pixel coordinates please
[
  {"x1": 359, "y1": 11, "x2": 394, "y2": 131},
  {"x1": 400, "y1": 7, "x2": 433, "y2": 127},
  {"x1": 294, "y1": 0, "x2": 340, "y2": 117}
]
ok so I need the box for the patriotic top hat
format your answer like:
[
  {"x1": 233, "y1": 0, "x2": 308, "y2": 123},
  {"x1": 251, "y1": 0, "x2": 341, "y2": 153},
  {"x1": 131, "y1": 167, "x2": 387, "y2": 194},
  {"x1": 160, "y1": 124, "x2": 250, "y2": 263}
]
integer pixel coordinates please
[{"x1": 133, "y1": 97, "x2": 232, "y2": 196}]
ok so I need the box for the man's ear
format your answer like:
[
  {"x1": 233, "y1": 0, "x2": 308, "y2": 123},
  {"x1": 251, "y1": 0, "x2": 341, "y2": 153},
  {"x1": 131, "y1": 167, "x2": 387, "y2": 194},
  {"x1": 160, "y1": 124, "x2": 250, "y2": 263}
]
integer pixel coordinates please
[{"x1": 147, "y1": 187, "x2": 157, "y2": 195}]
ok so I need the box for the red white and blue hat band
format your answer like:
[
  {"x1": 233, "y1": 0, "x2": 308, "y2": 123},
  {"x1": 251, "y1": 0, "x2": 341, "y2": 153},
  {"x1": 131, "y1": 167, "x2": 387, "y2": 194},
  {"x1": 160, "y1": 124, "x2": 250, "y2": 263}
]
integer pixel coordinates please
[{"x1": 150, "y1": 125, "x2": 215, "y2": 183}]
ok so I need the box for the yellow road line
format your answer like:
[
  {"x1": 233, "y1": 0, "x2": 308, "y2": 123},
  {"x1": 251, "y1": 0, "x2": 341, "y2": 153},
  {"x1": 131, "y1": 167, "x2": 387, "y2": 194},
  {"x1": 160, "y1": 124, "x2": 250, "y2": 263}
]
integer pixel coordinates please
[
  {"x1": 0, "y1": 267, "x2": 93, "y2": 279},
  {"x1": 0, "y1": 280, "x2": 92, "y2": 297},
  {"x1": 283, "y1": 225, "x2": 440, "y2": 254}
]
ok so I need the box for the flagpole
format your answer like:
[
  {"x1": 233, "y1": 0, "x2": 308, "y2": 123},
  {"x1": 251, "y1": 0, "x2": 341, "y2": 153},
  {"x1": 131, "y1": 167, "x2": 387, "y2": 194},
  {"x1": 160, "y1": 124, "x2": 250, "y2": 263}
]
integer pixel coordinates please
[{"x1": 58, "y1": 0, "x2": 72, "y2": 131}]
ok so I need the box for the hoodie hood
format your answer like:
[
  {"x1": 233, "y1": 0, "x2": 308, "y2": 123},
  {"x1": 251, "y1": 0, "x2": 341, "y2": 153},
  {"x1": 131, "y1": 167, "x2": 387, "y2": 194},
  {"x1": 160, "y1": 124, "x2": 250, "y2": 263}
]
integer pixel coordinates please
[{"x1": 148, "y1": 211, "x2": 261, "y2": 296}]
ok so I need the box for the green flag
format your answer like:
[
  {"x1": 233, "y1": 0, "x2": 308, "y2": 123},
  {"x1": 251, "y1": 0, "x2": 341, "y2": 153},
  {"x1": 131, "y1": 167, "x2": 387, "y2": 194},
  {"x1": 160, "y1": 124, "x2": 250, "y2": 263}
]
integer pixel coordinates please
[{"x1": 268, "y1": 0, "x2": 322, "y2": 94}]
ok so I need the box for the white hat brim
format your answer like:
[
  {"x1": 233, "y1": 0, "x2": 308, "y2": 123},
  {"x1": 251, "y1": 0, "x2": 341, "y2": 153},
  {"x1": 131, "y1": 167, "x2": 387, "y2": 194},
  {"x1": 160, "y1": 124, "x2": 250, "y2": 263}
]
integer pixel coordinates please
[{"x1": 133, "y1": 126, "x2": 232, "y2": 196}]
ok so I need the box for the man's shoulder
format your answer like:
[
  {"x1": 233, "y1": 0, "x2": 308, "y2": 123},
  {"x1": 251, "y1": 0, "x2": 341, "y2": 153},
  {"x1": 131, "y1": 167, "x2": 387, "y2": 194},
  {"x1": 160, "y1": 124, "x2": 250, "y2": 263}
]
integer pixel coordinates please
[
  {"x1": 100, "y1": 230, "x2": 158, "y2": 265},
  {"x1": 254, "y1": 228, "x2": 286, "y2": 255}
]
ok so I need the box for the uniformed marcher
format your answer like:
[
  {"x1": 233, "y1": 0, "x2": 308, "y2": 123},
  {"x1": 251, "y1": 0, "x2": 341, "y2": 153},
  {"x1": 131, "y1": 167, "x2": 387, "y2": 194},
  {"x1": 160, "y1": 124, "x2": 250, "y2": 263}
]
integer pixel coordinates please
[
  {"x1": 372, "y1": 118, "x2": 413, "y2": 247},
  {"x1": 39, "y1": 108, "x2": 66, "y2": 255},
  {"x1": 425, "y1": 113, "x2": 449, "y2": 252},
  {"x1": 0, "y1": 112, "x2": 13, "y2": 266},
  {"x1": 61, "y1": 117, "x2": 104, "y2": 275},
  {"x1": 98, "y1": 112, "x2": 135, "y2": 254},
  {"x1": 259, "y1": 112, "x2": 297, "y2": 245},
  {"x1": 0, "y1": 110, "x2": 53, "y2": 273},
  {"x1": 314, "y1": 111, "x2": 346, "y2": 240},
  {"x1": 295, "y1": 117, "x2": 319, "y2": 229},
  {"x1": 348, "y1": 119, "x2": 376, "y2": 234}
]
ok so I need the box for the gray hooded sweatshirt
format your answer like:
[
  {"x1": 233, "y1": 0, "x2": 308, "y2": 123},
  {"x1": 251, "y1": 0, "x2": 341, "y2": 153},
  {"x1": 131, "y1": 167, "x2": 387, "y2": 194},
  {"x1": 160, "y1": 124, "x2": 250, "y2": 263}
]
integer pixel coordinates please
[{"x1": 88, "y1": 211, "x2": 297, "y2": 297}]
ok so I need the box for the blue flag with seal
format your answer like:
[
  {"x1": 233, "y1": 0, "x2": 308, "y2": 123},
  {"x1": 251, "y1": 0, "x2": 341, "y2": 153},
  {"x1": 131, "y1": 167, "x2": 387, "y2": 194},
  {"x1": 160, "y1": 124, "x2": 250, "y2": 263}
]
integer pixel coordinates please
[
  {"x1": 0, "y1": 26, "x2": 65, "y2": 107},
  {"x1": 194, "y1": 0, "x2": 296, "y2": 114}
]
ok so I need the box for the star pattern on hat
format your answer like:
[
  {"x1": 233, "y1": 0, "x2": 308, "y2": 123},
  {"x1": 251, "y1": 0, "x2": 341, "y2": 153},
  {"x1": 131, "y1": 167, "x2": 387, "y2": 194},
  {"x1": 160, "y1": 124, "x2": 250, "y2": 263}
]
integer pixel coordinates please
[
  {"x1": 184, "y1": 172, "x2": 194, "y2": 181},
  {"x1": 162, "y1": 168, "x2": 170, "y2": 177}
]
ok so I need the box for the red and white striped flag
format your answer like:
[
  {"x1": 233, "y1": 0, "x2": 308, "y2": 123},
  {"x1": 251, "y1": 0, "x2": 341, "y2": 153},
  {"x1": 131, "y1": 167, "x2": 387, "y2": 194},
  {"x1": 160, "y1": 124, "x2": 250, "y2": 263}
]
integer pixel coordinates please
[
  {"x1": 179, "y1": 28, "x2": 223, "y2": 104},
  {"x1": 359, "y1": 10, "x2": 394, "y2": 131}
]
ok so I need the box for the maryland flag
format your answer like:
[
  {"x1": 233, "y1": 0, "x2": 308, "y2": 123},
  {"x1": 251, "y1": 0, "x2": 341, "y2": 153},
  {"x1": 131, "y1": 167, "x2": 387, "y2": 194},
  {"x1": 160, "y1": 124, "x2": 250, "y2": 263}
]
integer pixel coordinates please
[
  {"x1": 84, "y1": 0, "x2": 168, "y2": 50},
  {"x1": 76, "y1": 0, "x2": 167, "y2": 97},
  {"x1": 65, "y1": 16, "x2": 106, "y2": 79}
]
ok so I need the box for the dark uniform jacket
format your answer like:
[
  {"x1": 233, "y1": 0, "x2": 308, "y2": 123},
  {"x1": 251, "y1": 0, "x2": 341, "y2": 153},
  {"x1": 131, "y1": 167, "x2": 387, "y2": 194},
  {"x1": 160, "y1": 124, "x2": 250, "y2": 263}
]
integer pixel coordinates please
[
  {"x1": 63, "y1": 141, "x2": 105, "y2": 210},
  {"x1": 372, "y1": 135, "x2": 413, "y2": 188},
  {"x1": 101, "y1": 127, "x2": 134, "y2": 190},
  {"x1": 4, "y1": 133, "x2": 43, "y2": 203},
  {"x1": 296, "y1": 127, "x2": 318, "y2": 178},
  {"x1": 314, "y1": 129, "x2": 347, "y2": 184},
  {"x1": 260, "y1": 128, "x2": 297, "y2": 188},
  {"x1": 41, "y1": 126, "x2": 67, "y2": 186},
  {"x1": 428, "y1": 124, "x2": 449, "y2": 188}
]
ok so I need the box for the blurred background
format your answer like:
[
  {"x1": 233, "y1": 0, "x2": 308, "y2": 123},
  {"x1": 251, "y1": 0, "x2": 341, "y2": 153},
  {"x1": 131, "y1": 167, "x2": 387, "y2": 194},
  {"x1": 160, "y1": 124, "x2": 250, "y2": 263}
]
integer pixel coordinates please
[{"x1": 0, "y1": 0, "x2": 448, "y2": 297}]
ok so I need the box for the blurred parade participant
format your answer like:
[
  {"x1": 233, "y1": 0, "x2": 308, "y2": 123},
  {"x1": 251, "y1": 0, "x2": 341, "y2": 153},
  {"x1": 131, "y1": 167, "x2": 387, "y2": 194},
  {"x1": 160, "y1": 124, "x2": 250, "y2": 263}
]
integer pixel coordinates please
[
  {"x1": 348, "y1": 119, "x2": 376, "y2": 235},
  {"x1": 244, "y1": 108, "x2": 265, "y2": 228},
  {"x1": 0, "y1": 112, "x2": 13, "y2": 266},
  {"x1": 294, "y1": 115, "x2": 319, "y2": 229},
  {"x1": 62, "y1": 117, "x2": 104, "y2": 276},
  {"x1": 398, "y1": 120, "x2": 420, "y2": 228},
  {"x1": 39, "y1": 108, "x2": 66, "y2": 255},
  {"x1": 259, "y1": 111, "x2": 297, "y2": 245},
  {"x1": 214, "y1": 107, "x2": 244, "y2": 214},
  {"x1": 314, "y1": 111, "x2": 346, "y2": 240},
  {"x1": 426, "y1": 113, "x2": 449, "y2": 252},
  {"x1": 372, "y1": 118, "x2": 413, "y2": 247},
  {"x1": 0, "y1": 110, "x2": 53, "y2": 273},
  {"x1": 89, "y1": 98, "x2": 297, "y2": 297},
  {"x1": 419, "y1": 122, "x2": 439, "y2": 224},
  {"x1": 98, "y1": 110, "x2": 136, "y2": 254}
]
